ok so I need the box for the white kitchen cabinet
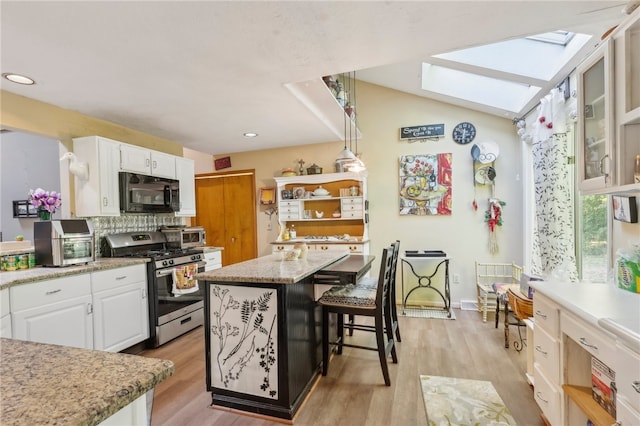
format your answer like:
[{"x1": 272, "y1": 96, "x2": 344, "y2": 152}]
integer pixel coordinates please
[
  {"x1": 175, "y1": 156, "x2": 196, "y2": 217},
  {"x1": 91, "y1": 264, "x2": 149, "y2": 352},
  {"x1": 73, "y1": 136, "x2": 121, "y2": 217},
  {"x1": 1, "y1": 287, "x2": 11, "y2": 338},
  {"x1": 10, "y1": 274, "x2": 93, "y2": 349},
  {"x1": 613, "y1": 341, "x2": 640, "y2": 425},
  {"x1": 120, "y1": 144, "x2": 176, "y2": 179},
  {"x1": 576, "y1": 38, "x2": 615, "y2": 193},
  {"x1": 532, "y1": 292, "x2": 562, "y2": 425},
  {"x1": 202, "y1": 250, "x2": 222, "y2": 272}
]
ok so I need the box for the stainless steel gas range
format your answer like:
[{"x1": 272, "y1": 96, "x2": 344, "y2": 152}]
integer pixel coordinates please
[{"x1": 102, "y1": 231, "x2": 205, "y2": 347}]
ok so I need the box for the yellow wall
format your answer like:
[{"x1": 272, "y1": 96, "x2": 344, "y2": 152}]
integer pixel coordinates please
[{"x1": 0, "y1": 90, "x2": 183, "y2": 155}]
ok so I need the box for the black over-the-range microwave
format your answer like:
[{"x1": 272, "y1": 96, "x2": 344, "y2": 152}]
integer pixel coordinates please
[{"x1": 119, "y1": 172, "x2": 180, "y2": 213}]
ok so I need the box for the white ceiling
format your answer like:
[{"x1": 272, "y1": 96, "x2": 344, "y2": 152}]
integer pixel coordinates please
[{"x1": 0, "y1": 1, "x2": 630, "y2": 155}]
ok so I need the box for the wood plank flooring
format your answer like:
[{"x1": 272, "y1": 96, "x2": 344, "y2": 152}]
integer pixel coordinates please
[{"x1": 141, "y1": 309, "x2": 544, "y2": 426}]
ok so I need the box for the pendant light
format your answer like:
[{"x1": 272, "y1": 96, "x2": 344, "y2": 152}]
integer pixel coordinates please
[{"x1": 335, "y1": 71, "x2": 365, "y2": 172}]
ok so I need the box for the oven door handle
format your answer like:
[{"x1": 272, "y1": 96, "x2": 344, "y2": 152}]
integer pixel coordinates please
[{"x1": 156, "y1": 261, "x2": 206, "y2": 278}]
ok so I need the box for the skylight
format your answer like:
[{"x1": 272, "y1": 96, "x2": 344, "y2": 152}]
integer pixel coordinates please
[{"x1": 423, "y1": 30, "x2": 594, "y2": 115}]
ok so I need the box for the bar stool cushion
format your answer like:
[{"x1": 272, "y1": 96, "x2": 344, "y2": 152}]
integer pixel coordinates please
[{"x1": 318, "y1": 284, "x2": 376, "y2": 308}]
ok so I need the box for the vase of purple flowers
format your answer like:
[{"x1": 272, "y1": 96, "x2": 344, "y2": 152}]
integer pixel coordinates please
[{"x1": 29, "y1": 188, "x2": 61, "y2": 220}]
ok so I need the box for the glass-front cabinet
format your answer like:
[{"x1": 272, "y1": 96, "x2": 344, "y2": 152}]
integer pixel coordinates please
[{"x1": 577, "y1": 38, "x2": 615, "y2": 193}]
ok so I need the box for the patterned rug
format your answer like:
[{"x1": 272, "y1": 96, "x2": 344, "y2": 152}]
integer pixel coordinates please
[
  {"x1": 403, "y1": 307, "x2": 456, "y2": 320},
  {"x1": 420, "y1": 375, "x2": 517, "y2": 426}
]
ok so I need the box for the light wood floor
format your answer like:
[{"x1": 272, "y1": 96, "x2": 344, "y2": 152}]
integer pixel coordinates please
[{"x1": 141, "y1": 309, "x2": 544, "y2": 426}]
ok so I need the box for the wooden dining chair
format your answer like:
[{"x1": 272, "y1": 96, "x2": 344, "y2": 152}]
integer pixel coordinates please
[
  {"x1": 318, "y1": 245, "x2": 397, "y2": 386},
  {"x1": 348, "y1": 241, "x2": 401, "y2": 342}
]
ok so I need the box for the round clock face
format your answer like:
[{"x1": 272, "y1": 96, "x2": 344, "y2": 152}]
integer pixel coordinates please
[{"x1": 452, "y1": 122, "x2": 476, "y2": 144}]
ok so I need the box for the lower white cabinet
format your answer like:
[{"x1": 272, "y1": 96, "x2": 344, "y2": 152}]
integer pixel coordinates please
[
  {"x1": 1, "y1": 287, "x2": 12, "y2": 338},
  {"x1": 203, "y1": 250, "x2": 222, "y2": 271},
  {"x1": 9, "y1": 264, "x2": 149, "y2": 352},
  {"x1": 10, "y1": 274, "x2": 94, "y2": 349},
  {"x1": 92, "y1": 264, "x2": 149, "y2": 352}
]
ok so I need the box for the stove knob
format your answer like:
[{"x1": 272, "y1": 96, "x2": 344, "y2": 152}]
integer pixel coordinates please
[
  {"x1": 162, "y1": 260, "x2": 169, "y2": 266},
  {"x1": 169, "y1": 259, "x2": 174, "y2": 265}
]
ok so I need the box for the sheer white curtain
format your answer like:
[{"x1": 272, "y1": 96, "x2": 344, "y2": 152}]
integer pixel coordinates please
[{"x1": 526, "y1": 89, "x2": 578, "y2": 282}]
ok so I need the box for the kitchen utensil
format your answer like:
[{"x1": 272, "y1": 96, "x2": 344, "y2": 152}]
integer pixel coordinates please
[{"x1": 313, "y1": 185, "x2": 329, "y2": 196}]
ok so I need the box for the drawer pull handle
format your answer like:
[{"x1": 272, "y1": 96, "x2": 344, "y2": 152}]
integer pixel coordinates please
[
  {"x1": 535, "y1": 345, "x2": 547, "y2": 355},
  {"x1": 578, "y1": 337, "x2": 598, "y2": 350},
  {"x1": 632, "y1": 381, "x2": 640, "y2": 393},
  {"x1": 115, "y1": 275, "x2": 127, "y2": 280},
  {"x1": 535, "y1": 310, "x2": 547, "y2": 319},
  {"x1": 535, "y1": 391, "x2": 548, "y2": 404},
  {"x1": 45, "y1": 289, "x2": 62, "y2": 295}
]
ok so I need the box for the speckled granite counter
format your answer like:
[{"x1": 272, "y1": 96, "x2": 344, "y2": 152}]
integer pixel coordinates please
[
  {"x1": 196, "y1": 250, "x2": 347, "y2": 284},
  {"x1": 0, "y1": 258, "x2": 149, "y2": 290},
  {"x1": 0, "y1": 337, "x2": 174, "y2": 426}
]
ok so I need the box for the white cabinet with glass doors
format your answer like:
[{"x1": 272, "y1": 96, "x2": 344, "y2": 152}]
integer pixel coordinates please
[{"x1": 576, "y1": 38, "x2": 615, "y2": 193}]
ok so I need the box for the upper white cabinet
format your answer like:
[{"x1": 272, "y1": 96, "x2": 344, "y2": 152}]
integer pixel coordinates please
[
  {"x1": 175, "y1": 156, "x2": 196, "y2": 217},
  {"x1": 73, "y1": 136, "x2": 122, "y2": 217},
  {"x1": 613, "y1": 7, "x2": 640, "y2": 191},
  {"x1": 120, "y1": 144, "x2": 176, "y2": 179},
  {"x1": 577, "y1": 38, "x2": 615, "y2": 193},
  {"x1": 577, "y1": 8, "x2": 640, "y2": 194}
]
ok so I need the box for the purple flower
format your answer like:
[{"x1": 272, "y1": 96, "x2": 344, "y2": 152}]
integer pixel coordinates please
[{"x1": 29, "y1": 188, "x2": 62, "y2": 213}]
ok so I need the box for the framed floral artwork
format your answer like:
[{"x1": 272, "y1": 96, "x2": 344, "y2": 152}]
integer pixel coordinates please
[{"x1": 399, "y1": 153, "x2": 452, "y2": 216}]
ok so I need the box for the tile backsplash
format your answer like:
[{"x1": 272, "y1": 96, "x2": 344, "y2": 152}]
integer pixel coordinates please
[{"x1": 90, "y1": 214, "x2": 185, "y2": 257}]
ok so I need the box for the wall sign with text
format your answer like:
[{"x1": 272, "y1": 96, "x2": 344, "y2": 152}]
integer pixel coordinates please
[{"x1": 399, "y1": 124, "x2": 445, "y2": 141}]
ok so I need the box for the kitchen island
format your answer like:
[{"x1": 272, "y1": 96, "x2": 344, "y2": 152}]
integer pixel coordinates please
[
  {"x1": 196, "y1": 250, "x2": 350, "y2": 420},
  {"x1": 0, "y1": 337, "x2": 174, "y2": 425}
]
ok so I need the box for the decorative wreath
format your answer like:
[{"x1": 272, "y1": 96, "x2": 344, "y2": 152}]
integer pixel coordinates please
[{"x1": 485, "y1": 199, "x2": 506, "y2": 254}]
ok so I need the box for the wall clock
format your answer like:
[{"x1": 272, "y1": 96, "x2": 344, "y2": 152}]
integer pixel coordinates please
[{"x1": 452, "y1": 122, "x2": 476, "y2": 144}]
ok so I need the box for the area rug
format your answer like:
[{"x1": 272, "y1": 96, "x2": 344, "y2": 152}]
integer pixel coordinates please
[
  {"x1": 403, "y1": 307, "x2": 456, "y2": 320},
  {"x1": 420, "y1": 375, "x2": 517, "y2": 426}
]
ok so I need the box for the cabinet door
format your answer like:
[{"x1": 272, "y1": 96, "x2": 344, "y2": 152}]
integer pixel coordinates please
[
  {"x1": 175, "y1": 157, "x2": 196, "y2": 216},
  {"x1": 577, "y1": 38, "x2": 615, "y2": 193},
  {"x1": 0, "y1": 288, "x2": 10, "y2": 338},
  {"x1": 120, "y1": 144, "x2": 151, "y2": 174},
  {"x1": 151, "y1": 150, "x2": 176, "y2": 179},
  {"x1": 73, "y1": 136, "x2": 121, "y2": 217},
  {"x1": 12, "y1": 294, "x2": 93, "y2": 349},
  {"x1": 98, "y1": 138, "x2": 122, "y2": 215},
  {"x1": 92, "y1": 281, "x2": 149, "y2": 352}
]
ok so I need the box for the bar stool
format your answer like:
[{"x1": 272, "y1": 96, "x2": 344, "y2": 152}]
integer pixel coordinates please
[{"x1": 318, "y1": 245, "x2": 397, "y2": 386}]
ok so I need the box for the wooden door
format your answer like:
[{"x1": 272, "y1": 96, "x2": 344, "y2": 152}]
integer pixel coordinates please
[{"x1": 194, "y1": 170, "x2": 257, "y2": 266}]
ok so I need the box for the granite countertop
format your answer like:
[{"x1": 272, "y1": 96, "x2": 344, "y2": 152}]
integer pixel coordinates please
[
  {"x1": 0, "y1": 258, "x2": 149, "y2": 290},
  {"x1": 196, "y1": 251, "x2": 347, "y2": 284},
  {"x1": 0, "y1": 338, "x2": 174, "y2": 426},
  {"x1": 530, "y1": 281, "x2": 640, "y2": 351}
]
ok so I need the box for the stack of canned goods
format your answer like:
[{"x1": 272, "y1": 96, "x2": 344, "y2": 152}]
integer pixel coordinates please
[{"x1": 1, "y1": 253, "x2": 35, "y2": 271}]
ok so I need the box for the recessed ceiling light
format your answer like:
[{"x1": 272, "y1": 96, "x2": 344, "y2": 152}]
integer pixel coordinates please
[
  {"x1": 243, "y1": 132, "x2": 258, "y2": 138},
  {"x1": 2, "y1": 73, "x2": 35, "y2": 85}
]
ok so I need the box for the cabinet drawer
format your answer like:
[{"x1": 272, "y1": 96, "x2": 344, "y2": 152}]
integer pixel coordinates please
[
  {"x1": 534, "y1": 294, "x2": 559, "y2": 337},
  {"x1": 203, "y1": 250, "x2": 222, "y2": 265},
  {"x1": 561, "y1": 311, "x2": 616, "y2": 367},
  {"x1": 10, "y1": 274, "x2": 91, "y2": 312},
  {"x1": 534, "y1": 325, "x2": 560, "y2": 383},
  {"x1": 617, "y1": 395, "x2": 640, "y2": 426},
  {"x1": 346, "y1": 244, "x2": 364, "y2": 253},
  {"x1": 341, "y1": 197, "x2": 362, "y2": 206},
  {"x1": 615, "y1": 343, "x2": 640, "y2": 410},
  {"x1": 341, "y1": 200, "x2": 363, "y2": 211},
  {"x1": 341, "y1": 211, "x2": 363, "y2": 219},
  {"x1": 533, "y1": 363, "x2": 561, "y2": 426},
  {"x1": 92, "y1": 264, "x2": 146, "y2": 293},
  {"x1": 279, "y1": 201, "x2": 299, "y2": 208},
  {"x1": 280, "y1": 212, "x2": 300, "y2": 220}
]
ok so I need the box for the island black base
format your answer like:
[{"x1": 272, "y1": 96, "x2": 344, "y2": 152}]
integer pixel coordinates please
[{"x1": 204, "y1": 276, "x2": 322, "y2": 420}]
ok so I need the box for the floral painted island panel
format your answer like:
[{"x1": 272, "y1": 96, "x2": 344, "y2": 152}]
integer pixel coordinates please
[
  {"x1": 209, "y1": 284, "x2": 278, "y2": 399},
  {"x1": 399, "y1": 153, "x2": 452, "y2": 216}
]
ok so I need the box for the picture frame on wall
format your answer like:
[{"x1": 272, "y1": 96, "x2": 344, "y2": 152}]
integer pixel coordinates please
[{"x1": 612, "y1": 195, "x2": 638, "y2": 223}]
